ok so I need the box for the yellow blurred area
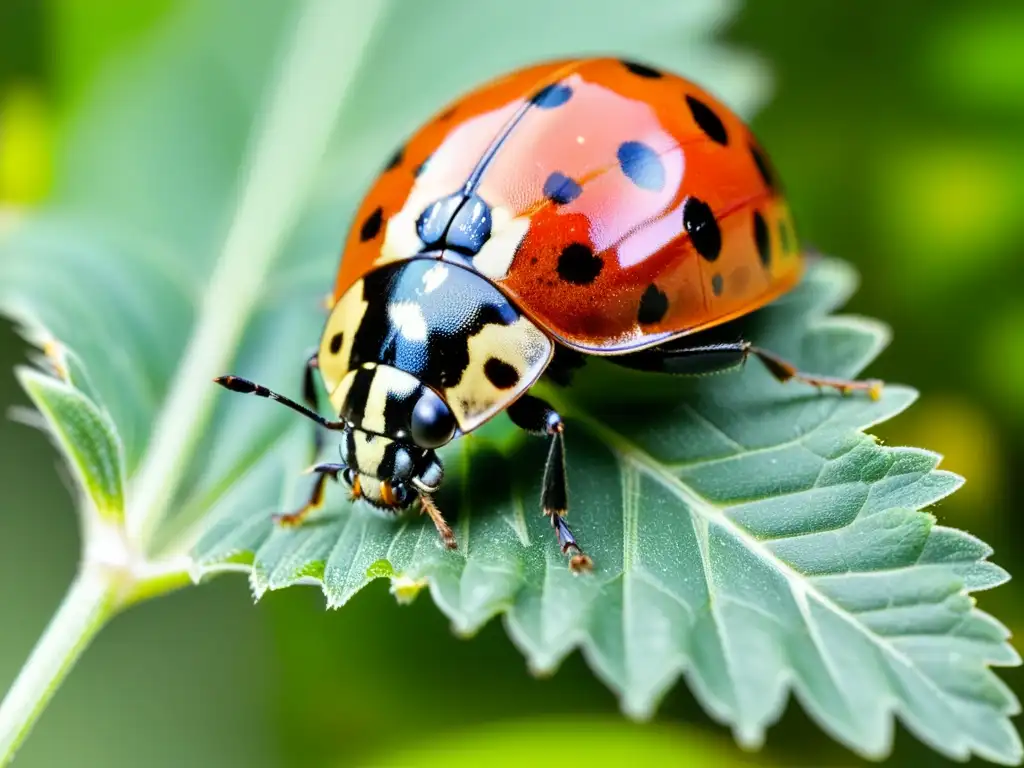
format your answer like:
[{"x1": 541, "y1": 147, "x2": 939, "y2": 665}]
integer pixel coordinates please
[
  {"x1": 874, "y1": 138, "x2": 1021, "y2": 291},
  {"x1": 882, "y1": 393, "x2": 1001, "y2": 520},
  {"x1": 0, "y1": 83, "x2": 51, "y2": 204},
  {"x1": 367, "y1": 716, "x2": 768, "y2": 768}
]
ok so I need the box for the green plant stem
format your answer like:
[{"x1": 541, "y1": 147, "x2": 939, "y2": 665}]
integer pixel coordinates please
[{"x1": 0, "y1": 568, "x2": 117, "y2": 766}]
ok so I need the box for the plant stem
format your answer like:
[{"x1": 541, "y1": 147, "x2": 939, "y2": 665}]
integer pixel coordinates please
[
  {"x1": 0, "y1": 568, "x2": 117, "y2": 766},
  {"x1": 127, "y1": 0, "x2": 390, "y2": 549}
]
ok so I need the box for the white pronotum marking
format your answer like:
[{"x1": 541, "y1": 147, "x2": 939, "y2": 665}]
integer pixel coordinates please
[
  {"x1": 421, "y1": 262, "x2": 449, "y2": 293},
  {"x1": 388, "y1": 300, "x2": 428, "y2": 341}
]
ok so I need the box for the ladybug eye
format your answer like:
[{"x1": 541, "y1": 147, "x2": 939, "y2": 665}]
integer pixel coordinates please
[{"x1": 410, "y1": 390, "x2": 456, "y2": 448}]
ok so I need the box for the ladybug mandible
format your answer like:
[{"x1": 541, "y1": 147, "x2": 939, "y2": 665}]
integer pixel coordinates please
[{"x1": 216, "y1": 57, "x2": 881, "y2": 573}]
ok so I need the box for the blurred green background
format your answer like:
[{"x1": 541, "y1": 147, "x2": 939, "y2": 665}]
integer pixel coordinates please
[{"x1": 1, "y1": 1, "x2": 1021, "y2": 766}]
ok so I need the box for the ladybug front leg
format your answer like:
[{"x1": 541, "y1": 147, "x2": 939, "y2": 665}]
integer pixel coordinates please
[
  {"x1": 507, "y1": 394, "x2": 592, "y2": 574},
  {"x1": 274, "y1": 462, "x2": 345, "y2": 527}
]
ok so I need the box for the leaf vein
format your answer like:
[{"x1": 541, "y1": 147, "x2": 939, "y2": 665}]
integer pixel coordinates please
[{"x1": 572, "y1": 405, "x2": 984, "y2": 731}]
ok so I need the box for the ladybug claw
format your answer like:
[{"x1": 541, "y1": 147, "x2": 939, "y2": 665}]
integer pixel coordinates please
[
  {"x1": 551, "y1": 512, "x2": 592, "y2": 573},
  {"x1": 570, "y1": 553, "x2": 593, "y2": 574},
  {"x1": 273, "y1": 511, "x2": 306, "y2": 527}
]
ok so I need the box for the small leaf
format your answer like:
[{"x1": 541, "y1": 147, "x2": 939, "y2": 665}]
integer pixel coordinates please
[{"x1": 14, "y1": 366, "x2": 124, "y2": 523}]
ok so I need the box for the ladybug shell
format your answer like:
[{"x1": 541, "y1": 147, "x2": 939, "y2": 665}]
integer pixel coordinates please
[{"x1": 331, "y1": 57, "x2": 802, "y2": 354}]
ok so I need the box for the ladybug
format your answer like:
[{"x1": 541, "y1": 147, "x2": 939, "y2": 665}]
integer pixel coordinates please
[{"x1": 216, "y1": 57, "x2": 881, "y2": 573}]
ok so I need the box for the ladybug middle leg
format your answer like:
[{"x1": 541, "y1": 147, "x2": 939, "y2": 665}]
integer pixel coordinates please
[
  {"x1": 746, "y1": 345, "x2": 883, "y2": 399},
  {"x1": 507, "y1": 394, "x2": 592, "y2": 574}
]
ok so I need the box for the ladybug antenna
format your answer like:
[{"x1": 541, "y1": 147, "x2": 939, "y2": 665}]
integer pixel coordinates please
[{"x1": 213, "y1": 375, "x2": 347, "y2": 431}]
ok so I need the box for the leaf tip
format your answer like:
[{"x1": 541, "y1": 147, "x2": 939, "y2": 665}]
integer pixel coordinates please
[
  {"x1": 525, "y1": 656, "x2": 560, "y2": 680},
  {"x1": 248, "y1": 571, "x2": 269, "y2": 602},
  {"x1": 389, "y1": 573, "x2": 428, "y2": 605},
  {"x1": 621, "y1": 695, "x2": 658, "y2": 723},
  {"x1": 731, "y1": 722, "x2": 766, "y2": 752}
]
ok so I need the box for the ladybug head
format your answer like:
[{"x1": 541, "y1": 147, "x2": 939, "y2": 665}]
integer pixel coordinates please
[
  {"x1": 333, "y1": 363, "x2": 453, "y2": 509},
  {"x1": 335, "y1": 425, "x2": 444, "y2": 510}
]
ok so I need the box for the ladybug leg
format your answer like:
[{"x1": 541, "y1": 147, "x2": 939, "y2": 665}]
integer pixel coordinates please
[
  {"x1": 418, "y1": 493, "x2": 458, "y2": 550},
  {"x1": 273, "y1": 462, "x2": 344, "y2": 527},
  {"x1": 747, "y1": 345, "x2": 883, "y2": 400},
  {"x1": 543, "y1": 345, "x2": 588, "y2": 387},
  {"x1": 507, "y1": 394, "x2": 593, "y2": 574}
]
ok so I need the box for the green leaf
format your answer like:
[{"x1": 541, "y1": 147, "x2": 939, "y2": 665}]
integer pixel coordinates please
[
  {"x1": 14, "y1": 366, "x2": 124, "y2": 524},
  {"x1": 192, "y1": 258, "x2": 1020, "y2": 764},
  {"x1": 0, "y1": 0, "x2": 1018, "y2": 765}
]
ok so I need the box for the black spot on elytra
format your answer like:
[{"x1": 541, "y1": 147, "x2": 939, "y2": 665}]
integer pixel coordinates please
[
  {"x1": 686, "y1": 95, "x2": 728, "y2": 146},
  {"x1": 414, "y1": 153, "x2": 432, "y2": 177},
  {"x1": 711, "y1": 273, "x2": 724, "y2": 296},
  {"x1": 754, "y1": 211, "x2": 771, "y2": 267},
  {"x1": 360, "y1": 206, "x2": 383, "y2": 242},
  {"x1": 617, "y1": 141, "x2": 665, "y2": 192},
  {"x1": 621, "y1": 59, "x2": 662, "y2": 78},
  {"x1": 637, "y1": 284, "x2": 669, "y2": 325},
  {"x1": 557, "y1": 243, "x2": 603, "y2": 285},
  {"x1": 682, "y1": 197, "x2": 721, "y2": 262},
  {"x1": 543, "y1": 171, "x2": 582, "y2": 205},
  {"x1": 384, "y1": 146, "x2": 403, "y2": 171},
  {"x1": 484, "y1": 358, "x2": 520, "y2": 389},
  {"x1": 750, "y1": 141, "x2": 779, "y2": 192},
  {"x1": 531, "y1": 83, "x2": 573, "y2": 108},
  {"x1": 439, "y1": 106, "x2": 456, "y2": 121},
  {"x1": 329, "y1": 332, "x2": 344, "y2": 355}
]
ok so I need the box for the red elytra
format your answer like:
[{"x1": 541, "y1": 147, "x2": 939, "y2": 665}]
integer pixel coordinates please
[{"x1": 331, "y1": 57, "x2": 802, "y2": 353}]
